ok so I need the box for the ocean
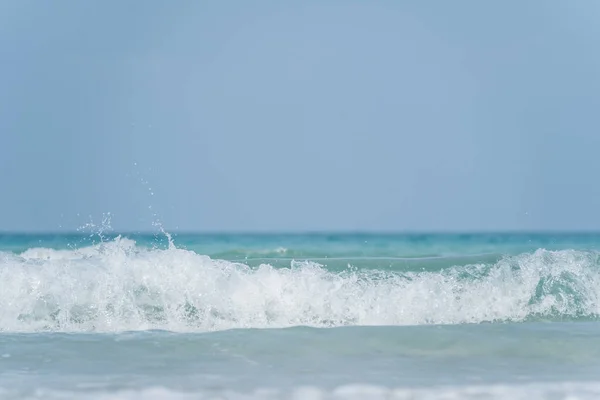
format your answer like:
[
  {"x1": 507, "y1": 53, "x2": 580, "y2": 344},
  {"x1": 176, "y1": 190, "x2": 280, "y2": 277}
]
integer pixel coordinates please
[{"x1": 1, "y1": 232, "x2": 600, "y2": 399}]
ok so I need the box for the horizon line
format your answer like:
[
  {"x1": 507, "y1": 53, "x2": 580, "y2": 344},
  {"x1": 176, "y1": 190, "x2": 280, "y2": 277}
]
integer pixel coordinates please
[{"x1": 2, "y1": 229, "x2": 600, "y2": 235}]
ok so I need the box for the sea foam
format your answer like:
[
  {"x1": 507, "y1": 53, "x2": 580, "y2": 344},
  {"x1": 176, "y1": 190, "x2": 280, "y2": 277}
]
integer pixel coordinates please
[
  {"x1": 4, "y1": 382, "x2": 600, "y2": 400},
  {"x1": 1, "y1": 236, "x2": 600, "y2": 333}
]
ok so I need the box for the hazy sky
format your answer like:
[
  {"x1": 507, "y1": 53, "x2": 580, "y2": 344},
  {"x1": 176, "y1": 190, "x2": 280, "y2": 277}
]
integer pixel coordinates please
[{"x1": 2, "y1": 1, "x2": 600, "y2": 232}]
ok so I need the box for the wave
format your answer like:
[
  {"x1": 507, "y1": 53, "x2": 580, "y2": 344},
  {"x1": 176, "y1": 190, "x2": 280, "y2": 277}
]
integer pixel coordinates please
[
  {"x1": 1, "y1": 237, "x2": 600, "y2": 333},
  {"x1": 5, "y1": 382, "x2": 600, "y2": 400}
]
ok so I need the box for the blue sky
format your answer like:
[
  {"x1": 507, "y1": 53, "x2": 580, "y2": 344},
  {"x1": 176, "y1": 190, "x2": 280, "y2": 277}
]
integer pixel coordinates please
[{"x1": 1, "y1": 1, "x2": 600, "y2": 232}]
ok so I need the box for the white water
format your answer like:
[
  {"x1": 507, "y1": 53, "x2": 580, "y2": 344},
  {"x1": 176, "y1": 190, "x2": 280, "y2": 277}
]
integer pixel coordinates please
[
  {"x1": 1, "y1": 237, "x2": 600, "y2": 333},
  {"x1": 4, "y1": 382, "x2": 600, "y2": 400}
]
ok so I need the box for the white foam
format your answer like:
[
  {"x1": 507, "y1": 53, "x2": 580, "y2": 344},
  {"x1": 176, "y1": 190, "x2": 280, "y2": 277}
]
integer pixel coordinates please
[
  {"x1": 1, "y1": 237, "x2": 600, "y2": 333},
  {"x1": 4, "y1": 382, "x2": 600, "y2": 400}
]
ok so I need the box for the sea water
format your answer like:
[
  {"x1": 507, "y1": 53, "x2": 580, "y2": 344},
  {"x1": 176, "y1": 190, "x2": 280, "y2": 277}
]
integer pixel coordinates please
[{"x1": 1, "y1": 232, "x2": 600, "y2": 399}]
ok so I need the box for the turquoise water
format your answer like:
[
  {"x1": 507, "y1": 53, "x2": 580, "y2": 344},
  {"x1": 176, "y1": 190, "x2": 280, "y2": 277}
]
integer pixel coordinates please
[{"x1": 2, "y1": 232, "x2": 600, "y2": 399}]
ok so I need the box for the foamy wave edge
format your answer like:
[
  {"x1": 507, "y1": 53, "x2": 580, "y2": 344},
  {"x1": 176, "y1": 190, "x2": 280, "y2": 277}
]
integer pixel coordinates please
[
  {"x1": 1, "y1": 236, "x2": 600, "y2": 333},
  {"x1": 4, "y1": 382, "x2": 600, "y2": 400}
]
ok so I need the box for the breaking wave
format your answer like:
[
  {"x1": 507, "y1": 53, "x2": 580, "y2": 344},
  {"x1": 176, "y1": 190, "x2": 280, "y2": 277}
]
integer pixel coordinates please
[{"x1": 1, "y1": 237, "x2": 600, "y2": 333}]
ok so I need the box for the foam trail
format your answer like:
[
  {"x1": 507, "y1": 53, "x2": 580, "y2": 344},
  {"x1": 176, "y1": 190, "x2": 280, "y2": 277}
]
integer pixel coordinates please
[
  {"x1": 1, "y1": 237, "x2": 600, "y2": 333},
  {"x1": 5, "y1": 382, "x2": 600, "y2": 400}
]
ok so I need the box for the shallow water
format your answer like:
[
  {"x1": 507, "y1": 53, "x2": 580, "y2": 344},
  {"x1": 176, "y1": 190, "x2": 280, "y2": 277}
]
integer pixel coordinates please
[{"x1": 1, "y1": 233, "x2": 600, "y2": 399}]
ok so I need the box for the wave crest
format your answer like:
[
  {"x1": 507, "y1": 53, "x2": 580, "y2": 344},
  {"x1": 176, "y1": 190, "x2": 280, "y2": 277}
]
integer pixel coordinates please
[{"x1": 1, "y1": 237, "x2": 599, "y2": 333}]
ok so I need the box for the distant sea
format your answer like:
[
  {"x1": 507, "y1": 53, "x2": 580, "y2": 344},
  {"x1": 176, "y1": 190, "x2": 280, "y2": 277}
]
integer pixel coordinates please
[{"x1": 2, "y1": 232, "x2": 600, "y2": 399}]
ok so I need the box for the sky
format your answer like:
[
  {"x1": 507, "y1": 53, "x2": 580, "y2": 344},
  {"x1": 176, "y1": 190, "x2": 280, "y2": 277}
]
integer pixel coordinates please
[{"x1": 1, "y1": 1, "x2": 600, "y2": 232}]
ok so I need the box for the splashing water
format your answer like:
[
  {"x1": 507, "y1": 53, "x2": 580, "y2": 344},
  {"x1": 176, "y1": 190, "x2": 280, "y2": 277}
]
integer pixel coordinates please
[{"x1": 1, "y1": 237, "x2": 600, "y2": 333}]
